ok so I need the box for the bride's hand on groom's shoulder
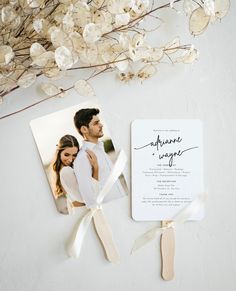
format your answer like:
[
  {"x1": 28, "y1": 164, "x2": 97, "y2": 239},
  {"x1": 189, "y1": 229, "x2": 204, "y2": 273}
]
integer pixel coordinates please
[
  {"x1": 86, "y1": 150, "x2": 98, "y2": 170},
  {"x1": 86, "y1": 150, "x2": 99, "y2": 180}
]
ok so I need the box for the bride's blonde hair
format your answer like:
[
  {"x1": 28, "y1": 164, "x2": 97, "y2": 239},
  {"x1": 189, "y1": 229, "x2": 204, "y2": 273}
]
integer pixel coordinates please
[{"x1": 52, "y1": 135, "x2": 79, "y2": 197}]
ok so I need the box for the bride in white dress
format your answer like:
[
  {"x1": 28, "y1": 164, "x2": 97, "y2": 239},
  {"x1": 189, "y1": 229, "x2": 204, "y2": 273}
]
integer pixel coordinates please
[{"x1": 50, "y1": 134, "x2": 98, "y2": 214}]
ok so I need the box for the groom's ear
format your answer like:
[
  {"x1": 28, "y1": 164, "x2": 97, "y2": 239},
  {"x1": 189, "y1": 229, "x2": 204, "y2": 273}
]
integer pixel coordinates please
[{"x1": 80, "y1": 125, "x2": 88, "y2": 135}]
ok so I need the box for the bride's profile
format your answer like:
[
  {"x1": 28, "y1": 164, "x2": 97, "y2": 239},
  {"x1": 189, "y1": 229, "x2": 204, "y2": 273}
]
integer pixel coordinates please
[{"x1": 50, "y1": 134, "x2": 98, "y2": 214}]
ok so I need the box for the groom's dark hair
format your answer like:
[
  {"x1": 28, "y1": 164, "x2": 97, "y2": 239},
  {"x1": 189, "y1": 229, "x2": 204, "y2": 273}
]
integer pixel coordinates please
[{"x1": 74, "y1": 108, "x2": 100, "y2": 136}]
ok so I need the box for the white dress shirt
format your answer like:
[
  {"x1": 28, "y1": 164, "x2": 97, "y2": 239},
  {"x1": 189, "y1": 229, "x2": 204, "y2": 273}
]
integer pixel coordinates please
[{"x1": 73, "y1": 141, "x2": 126, "y2": 208}]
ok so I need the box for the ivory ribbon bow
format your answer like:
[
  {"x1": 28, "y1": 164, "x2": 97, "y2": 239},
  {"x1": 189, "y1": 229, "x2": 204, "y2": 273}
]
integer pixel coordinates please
[
  {"x1": 66, "y1": 150, "x2": 127, "y2": 259},
  {"x1": 132, "y1": 192, "x2": 206, "y2": 253}
]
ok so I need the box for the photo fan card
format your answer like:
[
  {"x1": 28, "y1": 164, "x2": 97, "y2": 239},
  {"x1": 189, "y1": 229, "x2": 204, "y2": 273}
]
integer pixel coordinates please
[
  {"x1": 30, "y1": 99, "x2": 128, "y2": 215},
  {"x1": 131, "y1": 119, "x2": 204, "y2": 221},
  {"x1": 30, "y1": 100, "x2": 128, "y2": 262}
]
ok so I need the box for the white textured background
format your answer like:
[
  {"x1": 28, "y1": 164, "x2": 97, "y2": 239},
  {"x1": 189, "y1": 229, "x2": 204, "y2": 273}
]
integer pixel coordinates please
[{"x1": 0, "y1": 3, "x2": 236, "y2": 291}]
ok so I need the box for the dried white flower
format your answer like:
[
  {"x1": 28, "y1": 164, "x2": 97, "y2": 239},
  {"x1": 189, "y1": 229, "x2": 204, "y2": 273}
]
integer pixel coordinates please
[
  {"x1": 107, "y1": 0, "x2": 133, "y2": 14},
  {"x1": 189, "y1": 7, "x2": 210, "y2": 36},
  {"x1": 214, "y1": 0, "x2": 230, "y2": 19},
  {"x1": 129, "y1": 45, "x2": 145, "y2": 62},
  {"x1": 30, "y1": 43, "x2": 54, "y2": 67},
  {"x1": 145, "y1": 48, "x2": 164, "y2": 62},
  {"x1": 17, "y1": 72, "x2": 36, "y2": 88},
  {"x1": 92, "y1": 9, "x2": 105, "y2": 24},
  {"x1": 55, "y1": 46, "x2": 76, "y2": 70},
  {"x1": 176, "y1": 47, "x2": 199, "y2": 64},
  {"x1": 204, "y1": 0, "x2": 215, "y2": 16},
  {"x1": 0, "y1": 0, "x2": 230, "y2": 112},
  {"x1": 69, "y1": 32, "x2": 85, "y2": 53},
  {"x1": 183, "y1": 0, "x2": 198, "y2": 15},
  {"x1": 115, "y1": 13, "x2": 130, "y2": 26},
  {"x1": 9, "y1": 0, "x2": 18, "y2": 5},
  {"x1": 137, "y1": 64, "x2": 156, "y2": 80},
  {"x1": 114, "y1": 54, "x2": 129, "y2": 71},
  {"x1": 33, "y1": 19, "x2": 48, "y2": 35},
  {"x1": 1, "y1": 5, "x2": 17, "y2": 24},
  {"x1": 131, "y1": 0, "x2": 150, "y2": 15},
  {"x1": 30, "y1": 43, "x2": 46, "y2": 59},
  {"x1": 100, "y1": 11, "x2": 113, "y2": 34},
  {"x1": 0, "y1": 46, "x2": 14, "y2": 66},
  {"x1": 27, "y1": 0, "x2": 44, "y2": 9},
  {"x1": 118, "y1": 71, "x2": 135, "y2": 82},
  {"x1": 32, "y1": 52, "x2": 55, "y2": 67},
  {"x1": 42, "y1": 59, "x2": 60, "y2": 78},
  {"x1": 80, "y1": 44, "x2": 98, "y2": 64},
  {"x1": 74, "y1": 80, "x2": 95, "y2": 97},
  {"x1": 41, "y1": 83, "x2": 62, "y2": 96},
  {"x1": 73, "y1": 2, "x2": 91, "y2": 27},
  {"x1": 63, "y1": 10, "x2": 74, "y2": 33},
  {"x1": 83, "y1": 23, "x2": 102, "y2": 44},
  {"x1": 132, "y1": 33, "x2": 145, "y2": 48},
  {"x1": 50, "y1": 28, "x2": 70, "y2": 49}
]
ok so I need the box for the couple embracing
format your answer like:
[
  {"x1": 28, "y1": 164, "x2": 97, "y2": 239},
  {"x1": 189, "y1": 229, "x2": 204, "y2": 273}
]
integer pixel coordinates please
[{"x1": 52, "y1": 108, "x2": 125, "y2": 214}]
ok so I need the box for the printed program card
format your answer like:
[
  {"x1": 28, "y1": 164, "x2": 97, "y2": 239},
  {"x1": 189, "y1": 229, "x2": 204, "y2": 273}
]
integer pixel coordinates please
[{"x1": 131, "y1": 120, "x2": 204, "y2": 221}]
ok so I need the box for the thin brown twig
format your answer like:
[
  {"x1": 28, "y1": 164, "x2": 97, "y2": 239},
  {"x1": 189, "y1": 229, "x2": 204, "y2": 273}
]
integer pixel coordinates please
[
  {"x1": 0, "y1": 57, "x2": 130, "y2": 119},
  {"x1": 0, "y1": 85, "x2": 73, "y2": 120}
]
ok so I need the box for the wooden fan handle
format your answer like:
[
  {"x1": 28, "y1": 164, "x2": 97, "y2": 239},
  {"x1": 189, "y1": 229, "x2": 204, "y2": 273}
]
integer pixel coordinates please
[{"x1": 160, "y1": 221, "x2": 175, "y2": 280}]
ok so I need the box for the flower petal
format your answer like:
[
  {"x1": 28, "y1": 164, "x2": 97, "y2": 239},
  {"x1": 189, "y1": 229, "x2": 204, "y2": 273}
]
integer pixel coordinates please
[
  {"x1": 31, "y1": 51, "x2": 55, "y2": 67},
  {"x1": 17, "y1": 72, "x2": 36, "y2": 88},
  {"x1": 33, "y1": 19, "x2": 48, "y2": 35},
  {"x1": 27, "y1": 0, "x2": 44, "y2": 8},
  {"x1": 189, "y1": 7, "x2": 210, "y2": 36},
  {"x1": 74, "y1": 80, "x2": 95, "y2": 97},
  {"x1": 132, "y1": 33, "x2": 145, "y2": 48},
  {"x1": 115, "y1": 13, "x2": 130, "y2": 26},
  {"x1": 30, "y1": 43, "x2": 46, "y2": 60},
  {"x1": 107, "y1": 0, "x2": 133, "y2": 14},
  {"x1": 204, "y1": 0, "x2": 215, "y2": 16},
  {"x1": 146, "y1": 48, "x2": 164, "y2": 62},
  {"x1": 115, "y1": 54, "x2": 129, "y2": 71},
  {"x1": 83, "y1": 23, "x2": 102, "y2": 44},
  {"x1": 50, "y1": 28, "x2": 70, "y2": 48},
  {"x1": 183, "y1": 0, "x2": 198, "y2": 15},
  {"x1": 1, "y1": 5, "x2": 16, "y2": 24},
  {"x1": 214, "y1": 0, "x2": 230, "y2": 19},
  {"x1": 137, "y1": 64, "x2": 156, "y2": 80},
  {"x1": 0, "y1": 46, "x2": 14, "y2": 65},
  {"x1": 176, "y1": 47, "x2": 199, "y2": 64},
  {"x1": 41, "y1": 83, "x2": 61, "y2": 96},
  {"x1": 55, "y1": 46, "x2": 75, "y2": 70}
]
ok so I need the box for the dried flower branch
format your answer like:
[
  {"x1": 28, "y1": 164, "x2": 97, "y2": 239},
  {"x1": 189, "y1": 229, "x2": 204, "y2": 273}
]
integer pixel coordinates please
[{"x1": 0, "y1": 0, "x2": 230, "y2": 119}]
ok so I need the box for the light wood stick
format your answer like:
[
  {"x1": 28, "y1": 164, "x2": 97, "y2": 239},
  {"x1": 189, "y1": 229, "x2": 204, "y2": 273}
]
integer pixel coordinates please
[
  {"x1": 160, "y1": 220, "x2": 175, "y2": 280},
  {"x1": 93, "y1": 209, "x2": 120, "y2": 263}
]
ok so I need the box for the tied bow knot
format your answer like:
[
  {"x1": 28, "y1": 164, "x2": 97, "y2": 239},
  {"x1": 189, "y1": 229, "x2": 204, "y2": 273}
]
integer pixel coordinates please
[
  {"x1": 132, "y1": 192, "x2": 206, "y2": 254},
  {"x1": 66, "y1": 150, "x2": 127, "y2": 259}
]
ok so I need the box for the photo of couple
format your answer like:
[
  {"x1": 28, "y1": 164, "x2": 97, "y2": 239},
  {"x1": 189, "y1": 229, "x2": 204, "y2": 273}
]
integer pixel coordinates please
[{"x1": 30, "y1": 101, "x2": 128, "y2": 215}]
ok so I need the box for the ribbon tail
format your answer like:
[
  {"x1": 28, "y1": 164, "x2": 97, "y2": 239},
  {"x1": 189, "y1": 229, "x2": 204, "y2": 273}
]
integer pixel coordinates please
[
  {"x1": 131, "y1": 226, "x2": 162, "y2": 254},
  {"x1": 93, "y1": 209, "x2": 120, "y2": 263},
  {"x1": 173, "y1": 192, "x2": 206, "y2": 224},
  {"x1": 97, "y1": 150, "x2": 127, "y2": 205},
  {"x1": 66, "y1": 209, "x2": 95, "y2": 258}
]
